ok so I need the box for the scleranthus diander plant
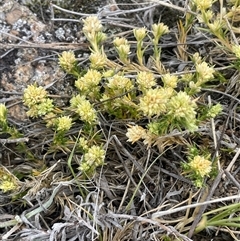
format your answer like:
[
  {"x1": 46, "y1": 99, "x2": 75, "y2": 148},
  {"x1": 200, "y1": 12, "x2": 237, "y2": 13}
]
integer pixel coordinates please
[{"x1": 21, "y1": 15, "x2": 222, "y2": 182}]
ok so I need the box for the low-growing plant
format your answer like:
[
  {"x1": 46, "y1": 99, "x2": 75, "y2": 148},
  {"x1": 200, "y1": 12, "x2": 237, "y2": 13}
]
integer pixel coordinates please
[{"x1": 19, "y1": 11, "x2": 224, "y2": 182}]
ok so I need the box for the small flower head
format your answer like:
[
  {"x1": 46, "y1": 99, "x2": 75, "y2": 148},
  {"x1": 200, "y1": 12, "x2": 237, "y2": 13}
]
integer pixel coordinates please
[
  {"x1": 36, "y1": 99, "x2": 54, "y2": 116},
  {"x1": 207, "y1": 103, "x2": 222, "y2": 118},
  {"x1": 192, "y1": 52, "x2": 202, "y2": 65},
  {"x1": 115, "y1": 44, "x2": 131, "y2": 63},
  {"x1": 58, "y1": 51, "x2": 77, "y2": 73},
  {"x1": 139, "y1": 87, "x2": 174, "y2": 117},
  {"x1": 113, "y1": 37, "x2": 128, "y2": 47},
  {"x1": 77, "y1": 103, "x2": 97, "y2": 124},
  {"x1": 26, "y1": 98, "x2": 54, "y2": 118},
  {"x1": 75, "y1": 69, "x2": 102, "y2": 93},
  {"x1": 82, "y1": 16, "x2": 106, "y2": 49},
  {"x1": 70, "y1": 94, "x2": 84, "y2": 108},
  {"x1": 23, "y1": 84, "x2": 47, "y2": 107},
  {"x1": 152, "y1": 23, "x2": 169, "y2": 40},
  {"x1": 26, "y1": 105, "x2": 38, "y2": 117},
  {"x1": 116, "y1": 44, "x2": 130, "y2": 55},
  {"x1": 79, "y1": 145, "x2": 105, "y2": 173},
  {"x1": 162, "y1": 73, "x2": 178, "y2": 88},
  {"x1": 89, "y1": 52, "x2": 107, "y2": 69},
  {"x1": 23, "y1": 84, "x2": 54, "y2": 118},
  {"x1": 167, "y1": 91, "x2": 197, "y2": 131},
  {"x1": 107, "y1": 75, "x2": 133, "y2": 93},
  {"x1": 180, "y1": 73, "x2": 194, "y2": 83},
  {"x1": 136, "y1": 71, "x2": 156, "y2": 90},
  {"x1": 0, "y1": 180, "x2": 18, "y2": 193},
  {"x1": 133, "y1": 27, "x2": 147, "y2": 41},
  {"x1": 193, "y1": 0, "x2": 213, "y2": 10},
  {"x1": 189, "y1": 155, "x2": 212, "y2": 178},
  {"x1": 196, "y1": 62, "x2": 215, "y2": 82},
  {"x1": 70, "y1": 95, "x2": 97, "y2": 124},
  {"x1": 82, "y1": 15, "x2": 103, "y2": 33},
  {"x1": 0, "y1": 104, "x2": 7, "y2": 124},
  {"x1": 56, "y1": 116, "x2": 73, "y2": 132},
  {"x1": 0, "y1": 168, "x2": 19, "y2": 193},
  {"x1": 113, "y1": 37, "x2": 131, "y2": 63},
  {"x1": 126, "y1": 125, "x2": 147, "y2": 144},
  {"x1": 102, "y1": 69, "x2": 115, "y2": 78},
  {"x1": 95, "y1": 31, "x2": 107, "y2": 43},
  {"x1": 147, "y1": 122, "x2": 160, "y2": 135},
  {"x1": 189, "y1": 81, "x2": 201, "y2": 93},
  {"x1": 78, "y1": 137, "x2": 89, "y2": 151},
  {"x1": 208, "y1": 19, "x2": 224, "y2": 35},
  {"x1": 232, "y1": 44, "x2": 240, "y2": 59},
  {"x1": 197, "y1": 10, "x2": 213, "y2": 23}
]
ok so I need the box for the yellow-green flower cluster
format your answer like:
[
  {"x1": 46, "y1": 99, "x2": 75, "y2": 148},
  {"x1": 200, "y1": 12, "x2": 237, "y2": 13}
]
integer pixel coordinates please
[
  {"x1": 183, "y1": 149, "x2": 214, "y2": 187},
  {"x1": 23, "y1": 84, "x2": 54, "y2": 117},
  {"x1": 0, "y1": 104, "x2": 7, "y2": 125},
  {"x1": 56, "y1": 116, "x2": 73, "y2": 132},
  {"x1": 189, "y1": 155, "x2": 212, "y2": 178},
  {"x1": 193, "y1": 53, "x2": 215, "y2": 83},
  {"x1": 136, "y1": 71, "x2": 156, "y2": 91},
  {"x1": 58, "y1": 51, "x2": 77, "y2": 74},
  {"x1": 102, "y1": 69, "x2": 115, "y2": 78},
  {"x1": 206, "y1": 103, "x2": 222, "y2": 118},
  {"x1": 101, "y1": 74, "x2": 135, "y2": 112},
  {"x1": 89, "y1": 52, "x2": 107, "y2": 69},
  {"x1": 197, "y1": 10, "x2": 213, "y2": 23},
  {"x1": 70, "y1": 94, "x2": 97, "y2": 124},
  {"x1": 78, "y1": 137, "x2": 89, "y2": 151},
  {"x1": 167, "y1": 91, "x2": 197, "y2": 131},
  {"x1": 0, "y1": 180, "x2": 18, "y2": 193},
  {"x1": 113, "y1": 37, "x2": 129, "y2": 47},
  {"x1": 75, "y1": 69, "x2": 102, "y2": 97},
  {"x1": 180, "y1": 73, "x2": 194, "y2": 84},
  {"x1": 83, "y1": 15, "x2": 103, "y2": 35},
  {"x1": 79, "y1": 145, "x2": 105, "y2": 173},
  {"x1": 151, "y1": 22, "x2": 169, "y2": 63},
  {"x1": 193, "y1": 0, "x2": 213, "y2": 11},
  {"x1": 152, "y1": 23, "x2": 169, "y2": 41},
  {"x1": 0, "y1": 171, "x2": 19, "y2": 193},
  {"x1": 188, "y1": 53, "x2": 215, "y2": 94},
  {"x1": 162, "y1": 73, "x2": 178, "y2": 89},
  {"x1": 23, "y1": 84, "x2": 47, "y2": 106},
  {"x1": 113, "y1": 37, "x2": 130, "y2": 64},
  {"x1": 139, "y1": 87, "x2": 174, "y2": 117},
  {"x1": 134, "y1": 28, "x2": 147, "y2": 65},
  {"x1": 195, "y1": 61, "x2": 215, "y2": 84},
  {"x1": 107, "y1": 75, "x2": 134, "y2": 94},
  {"x1": 134, "y1": 27, "x2": 147, "y2": 42},
  {"x1": 192, "y1": 52, "x2": 202, "y2": 65},
  {"x1": 82, "y1": 16, "x2": 106, "y2": 52},
  {"x1": 208, "y1": 20, "x2": 224, "y2": 36}
]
